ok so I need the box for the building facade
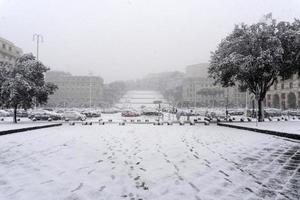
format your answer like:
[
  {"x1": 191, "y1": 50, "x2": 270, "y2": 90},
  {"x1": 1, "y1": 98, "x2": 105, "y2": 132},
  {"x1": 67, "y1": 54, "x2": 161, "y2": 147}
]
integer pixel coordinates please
[
  {"x1": 265, "y1": 74, "x2": 300, "y2": 110},
  {"x1": 183, "y1": 63, "x2": 248, "y2": 108},
  {"x1": 0, "y1": 37, "x2": 23, "y2": 64},
  {"x1": 45, "y1": 71, "x2": 104, "y2": 108}
]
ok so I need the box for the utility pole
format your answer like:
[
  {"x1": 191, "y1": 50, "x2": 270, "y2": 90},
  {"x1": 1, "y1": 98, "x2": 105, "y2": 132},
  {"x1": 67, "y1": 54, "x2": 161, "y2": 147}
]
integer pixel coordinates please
[{"x1": 33, "y1": 34, "x2": 43, "y2": 61}]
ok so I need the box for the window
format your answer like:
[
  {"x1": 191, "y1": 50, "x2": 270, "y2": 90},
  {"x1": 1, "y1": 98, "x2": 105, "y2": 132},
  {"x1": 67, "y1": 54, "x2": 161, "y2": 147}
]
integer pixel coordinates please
[
  {"x1": 274, "y1": 83, "x2": 277, "y2": 90},
  {"x1": 289, "y1": 82, "x2": 293, "y2": 89},
  {"x1": 2, "y1": 43, "x2": 6, "y2": 49},
  {"x1": 281, "y1": 83, "x2": 284, "y2": 89},
  {"x1": 281, "y1": 93, "x2": 285, "y2": 99},
  {"x1": 267, "y1": 94, "x2": 271, "y2": 100},
  {"x1": 9, "y1": 46, "x2": 12, "y2": 51}
]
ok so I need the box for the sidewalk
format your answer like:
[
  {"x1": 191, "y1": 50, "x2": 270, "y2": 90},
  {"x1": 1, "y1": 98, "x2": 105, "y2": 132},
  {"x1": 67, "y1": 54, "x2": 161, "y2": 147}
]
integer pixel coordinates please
[
  {"x1": 218, "y1": 121, "x2": 300, "y2": 140},
  {"x1": 0, "y1": 121, "x2": 62, "y2": 136}
]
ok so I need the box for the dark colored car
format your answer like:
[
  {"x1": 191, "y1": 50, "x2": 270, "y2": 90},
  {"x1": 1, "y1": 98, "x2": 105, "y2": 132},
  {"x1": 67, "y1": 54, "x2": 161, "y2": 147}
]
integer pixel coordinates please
[
  {"x1": 142, "y1": 110, "x2": 162, "y2": 116},
  {"x1": 121, "y1": 111, "x2": 140, "y2": 117},
  {"x1": 81, "y1": 110, "x2": 101, "y2": 118}
]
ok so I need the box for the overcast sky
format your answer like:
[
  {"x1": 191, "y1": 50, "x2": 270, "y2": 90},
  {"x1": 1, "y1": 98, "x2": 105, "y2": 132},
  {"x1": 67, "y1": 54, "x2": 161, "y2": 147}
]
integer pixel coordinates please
[{"x1": 0, "y1": 0, "x2": 299, "y2": 82}]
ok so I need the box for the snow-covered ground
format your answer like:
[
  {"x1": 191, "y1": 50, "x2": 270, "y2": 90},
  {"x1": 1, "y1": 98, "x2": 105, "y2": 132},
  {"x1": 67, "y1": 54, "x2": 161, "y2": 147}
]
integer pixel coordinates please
[
  {"x1": 0, "y1": 124, "x2": 299, "y2": 200},
  {"x1": 227, "y1": 121, "x2": 300, "y2": 135}
]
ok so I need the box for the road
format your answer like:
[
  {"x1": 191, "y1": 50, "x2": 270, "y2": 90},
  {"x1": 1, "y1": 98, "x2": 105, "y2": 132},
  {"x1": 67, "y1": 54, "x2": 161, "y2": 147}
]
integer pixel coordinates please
[{"x1": 0, "y1": 124, "x2": 299, "y2": 200}]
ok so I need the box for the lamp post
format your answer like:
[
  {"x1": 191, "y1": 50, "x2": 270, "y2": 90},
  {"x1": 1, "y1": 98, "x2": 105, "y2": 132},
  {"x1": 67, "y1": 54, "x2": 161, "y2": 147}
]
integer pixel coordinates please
[
  {"x1": 32, "y1": 34, "x2": 43, "y2": 110},
  {"x1": 225, "y1": 88, "x2": 229, "y2": 120},
  {"x1": 245, "y1": 89, "x2": 248, "y2": 117},
  {"x1": 89, "y1": 72, "x2": 93, "y2": 110},
  {"x1": 33, "y1": 34, "x2": 43, "y2": 61},
  {"x1": 194, "y1": 83, "x2": 196, "y2": 109}
]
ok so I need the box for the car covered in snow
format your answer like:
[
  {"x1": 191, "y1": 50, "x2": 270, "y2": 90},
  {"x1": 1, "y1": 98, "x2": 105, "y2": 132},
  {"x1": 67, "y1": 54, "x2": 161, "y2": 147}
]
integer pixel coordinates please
[
  {"x1": 0, "y1": 110, "x2": 10, "y2": 117},
  {"x1": 81, "y1": 110, "x2": 101, "y2": 118},
  {"x1": 62, "y1": 111, "x2": 86, "y2": 121},
  {"x1": 282, "y1": 110, "x2": 300, "y2": 117},
  {"x1": 141, "y1": 109, "x2": 162, "y2": 116},
  {"x1": 29, "y1": 110, "x2": 62, "y2": 121},
  {"x1": 121, "y1": 110, "x2": 140, "y2": 117},
  {"x1": 16, "y1": 109, "x2": 29, "y2": 117},
  {"x1": 228, "y1": 109, "x2": 245, "y2": 116},
  {"x1": 264, "y1": 108, "x2": 282, "y2": 117},
  {"x1": 102, "y1": 108, "x2": 120, "y2": 114}
]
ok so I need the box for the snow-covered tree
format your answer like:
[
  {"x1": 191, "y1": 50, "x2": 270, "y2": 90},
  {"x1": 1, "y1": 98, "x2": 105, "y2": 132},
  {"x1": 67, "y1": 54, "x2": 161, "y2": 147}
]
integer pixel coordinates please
[
  {"x1": 276, "y1": 19, "x2": 300, "y2": 78},
  {"x1": 0, "y1": 54, "x2": 57, "y2": 123},
  {"x1": 208, "y1": 15, "x2": 294, "y2": 121}
]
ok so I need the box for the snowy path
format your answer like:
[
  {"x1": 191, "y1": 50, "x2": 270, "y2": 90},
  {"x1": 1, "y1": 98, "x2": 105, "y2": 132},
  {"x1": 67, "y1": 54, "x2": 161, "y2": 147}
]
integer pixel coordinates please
[{"x1": 0, "y1": 125, "x2": 299, "y2": 200}]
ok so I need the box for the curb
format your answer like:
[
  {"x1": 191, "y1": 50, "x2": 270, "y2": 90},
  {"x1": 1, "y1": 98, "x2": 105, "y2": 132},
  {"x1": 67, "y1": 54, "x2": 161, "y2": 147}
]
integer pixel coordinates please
[
  {"x1": 0, "y1": 123, "x2": 62, "y2": 136},
  {"x1": 217, "y1": 123, "x2": 300, "y2": 141}
]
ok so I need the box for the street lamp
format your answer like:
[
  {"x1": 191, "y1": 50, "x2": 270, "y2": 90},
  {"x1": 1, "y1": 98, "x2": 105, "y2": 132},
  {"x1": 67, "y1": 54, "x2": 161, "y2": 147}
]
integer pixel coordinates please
[
  {"x1": 32, "y1": 34, "x2": 43, "y2": 110},
  {"x1": 225, "y1": 88, "x2": 229, "y2": 120},
  {"x1": 33, "y1": 34, "x2": 43, "y2": 61},
  {"x1": 194, "y1": 83, "x2": 196, "y2": 109},
  {"x1": 89, "y1": 72, "x2": 93, "y2": 109}
]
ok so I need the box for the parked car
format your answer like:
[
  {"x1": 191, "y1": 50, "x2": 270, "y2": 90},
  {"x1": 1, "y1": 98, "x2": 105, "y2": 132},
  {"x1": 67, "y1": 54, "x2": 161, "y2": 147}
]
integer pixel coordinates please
[
  {"x1": 62, "y1": 111, "x2": 86, "y2": 121},
  {"x1": 264, "y1": 108, "x2": 282, "y2": 117},
  {"x1": 282, "y1": 110, "x2": 300, "y2": 117},
  {"x1": 0, "y1": 110, "x2": 10, "y2": 117},
  {"x1": 17, "y1": 109, "x2": 28, "y2": 117},
  {"x1": 228, "y1": 109, "x2": 245, "y2": 116},
  {"x1": 81, "y1": 110, "x2": 101, "y2": 118},
  {"x1": 29, "y1": 110, "x2": 62, "y2": 121},
  {"x1": 142, "y1": 109, "x2": 162, "y2": 116},
  {"x1": 121, "y1": 111, "x2": 140, "y2": 117},
  {"x1": 102, "y1": 108, "x2": 119, "y2": 114}
]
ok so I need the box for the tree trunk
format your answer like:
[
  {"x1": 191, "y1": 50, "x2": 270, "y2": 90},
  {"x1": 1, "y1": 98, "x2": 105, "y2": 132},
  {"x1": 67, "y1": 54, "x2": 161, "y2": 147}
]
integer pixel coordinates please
[
  {"x1": 13, "y1": 106, "x2": 17, "y2": 123},
  {"x1": 257, "y1": 99, "x2": 263, "y2": 122}
]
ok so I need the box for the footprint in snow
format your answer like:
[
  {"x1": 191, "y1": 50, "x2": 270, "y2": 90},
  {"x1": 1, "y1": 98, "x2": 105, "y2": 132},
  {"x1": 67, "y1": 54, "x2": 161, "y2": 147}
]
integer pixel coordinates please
[
  {"x1": 40, "y1": 180, "x2": 54, "y2": 184},
  {"x1": 71, "y1": 183, "x2": 83, "y2": 192},
  {"x1": 99, "y1": 186, "x2": 106, "y2": 192}
]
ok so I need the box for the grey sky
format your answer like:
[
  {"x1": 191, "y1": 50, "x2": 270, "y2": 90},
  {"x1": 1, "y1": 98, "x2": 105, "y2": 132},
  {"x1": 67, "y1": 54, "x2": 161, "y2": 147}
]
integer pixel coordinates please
[{"x1": 0, "y1": 0, "x2": 299, "y2": 83}]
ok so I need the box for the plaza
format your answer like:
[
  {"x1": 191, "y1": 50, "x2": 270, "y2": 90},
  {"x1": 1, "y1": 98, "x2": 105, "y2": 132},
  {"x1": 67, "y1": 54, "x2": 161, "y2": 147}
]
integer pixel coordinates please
[{"x1": 0, "y1": 124, "x2": 299, "y2": 200}]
